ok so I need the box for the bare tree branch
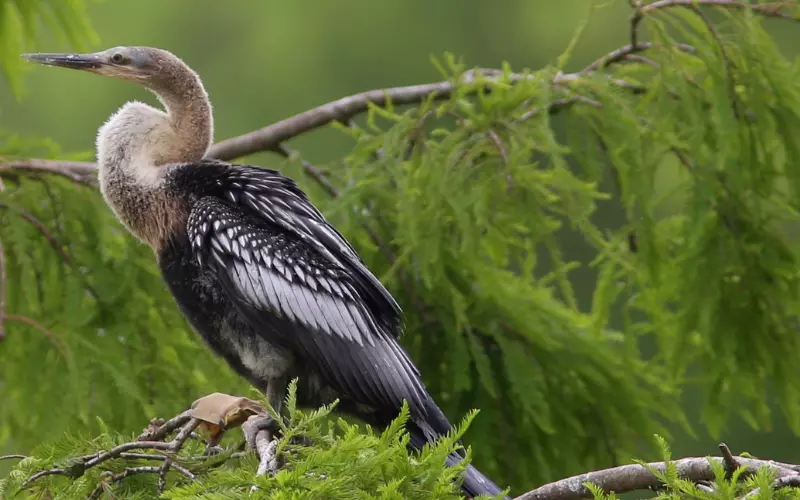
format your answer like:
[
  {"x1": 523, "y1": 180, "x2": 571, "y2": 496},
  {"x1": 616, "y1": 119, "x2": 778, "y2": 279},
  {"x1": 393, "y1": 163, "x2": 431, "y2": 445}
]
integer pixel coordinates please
[
  {"x1": 0, "y1": 158, "x2": 97, "y2": 186},
  {"x1": 205, "y1": 69, "x2": 508, "y2": 161},
  {"x1": 514, "y1": 455, "x2": 800, "y2": 500}
]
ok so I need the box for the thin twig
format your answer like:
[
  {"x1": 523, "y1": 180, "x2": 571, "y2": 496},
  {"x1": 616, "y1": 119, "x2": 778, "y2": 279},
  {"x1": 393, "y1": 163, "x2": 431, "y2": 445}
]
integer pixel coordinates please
[
  {"x1": 118, "y1": 452, "x2": 168, "y2": 461},
  {"x1": 0, "y1": 454, "x2": 26, "y2": 460},
  {"x1": 687, "y1": 3, "x2": 742, "y2": 117},
  {"x1": 20, "y1": 411, "x2": 202, "y2": 496},
  {"x1": 83, "y1": 441, "x2": 173, "y2": 469},
  {"x1": 271, "y1": 144, "x2": 337, "y2": 197},
  {"x1": 486, "y1": 129, "x2": 510, "y2": 165},
  {"x1": 641, "y1": 0, "x2": 797, "y2": 20},
  {"x1": 581, "y1": 42, "x2": 696, "y2": 74},
  {"x1": 0, "y1": 238, "x2": 6, "y2": 342},
  {"x1": 137, "y1": 410, "x2": 192, "y2": 441},
  {"x1": 159, "y1": 458, "x2": 173, "y2": 492},
  {"x1": 170, "y1": 461, "x2": 196, "y2": 480},
  {"x1": 719, "y1": 442, "x2": 739, "y2": 478},
  {"x1": 0, "y1": 203, "x2": 73, "y2": 265},
  {"x1": 169, "y1": 418, "x2": 201, "y2": 452},
  {"x1": 630, "y1": 1, "x2": 644, "y2": 50},
  {"x1": 515, "y1": 95, "x2": 603, "y2": 127},
  {"x1": 0, "y1": 203, "x2": 99, "y2": 300},
  {"x1": 87, "y1": 466, "x2": 162, "y2": 500},
  {"x1": 21, "y1": 468, "x2": 67, "y2": 487},
  {"x1": 2, "y1": 314, "x2": 65, "y2": 356}
]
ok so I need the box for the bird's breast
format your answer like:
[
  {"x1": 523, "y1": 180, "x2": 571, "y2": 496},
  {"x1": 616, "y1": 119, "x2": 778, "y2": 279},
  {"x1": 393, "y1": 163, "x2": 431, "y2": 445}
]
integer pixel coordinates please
[{"x1": 99, "y1": 163, "x2": 188, "y2": 250}]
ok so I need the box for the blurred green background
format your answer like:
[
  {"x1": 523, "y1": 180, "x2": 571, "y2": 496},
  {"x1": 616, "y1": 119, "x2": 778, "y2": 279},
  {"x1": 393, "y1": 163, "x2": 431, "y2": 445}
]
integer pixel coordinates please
[{"x1": 3, "y1": 0, "x2": 800, "y2": 484}]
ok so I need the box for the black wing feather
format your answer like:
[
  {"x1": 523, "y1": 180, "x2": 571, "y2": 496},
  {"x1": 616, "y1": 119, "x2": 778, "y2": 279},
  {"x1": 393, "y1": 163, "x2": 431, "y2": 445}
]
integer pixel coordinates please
[
  {"x1": 176, "y1": 161, "x2": 402, "y2": 336},
  {"x1": 184, "y1": 185, "x2": 427, "y2": 414}
]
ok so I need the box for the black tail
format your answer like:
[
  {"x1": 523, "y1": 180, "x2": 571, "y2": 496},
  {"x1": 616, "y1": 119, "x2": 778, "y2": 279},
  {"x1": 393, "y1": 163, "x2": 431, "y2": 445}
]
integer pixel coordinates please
[
  {"x1": 446, "y1": 454, "x2": 509, "y2": 499},
  {"x1": 406, "y1": 400, "x2": 510, "y2": 499}
]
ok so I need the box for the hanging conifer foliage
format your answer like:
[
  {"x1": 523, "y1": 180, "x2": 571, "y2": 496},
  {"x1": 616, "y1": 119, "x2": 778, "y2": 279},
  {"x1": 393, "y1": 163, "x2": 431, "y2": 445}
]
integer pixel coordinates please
[{"x1": 2, "y1": 1, "x2": 800, "y2": 498}]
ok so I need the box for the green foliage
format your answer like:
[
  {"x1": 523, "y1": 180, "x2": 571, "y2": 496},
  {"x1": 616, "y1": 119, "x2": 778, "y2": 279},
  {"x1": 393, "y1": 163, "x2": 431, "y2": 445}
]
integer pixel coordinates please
[
  {"x1": 0, "y1": 386, "x2": 487, "y2": 499},
  {"x1": 0, "y1": 0, "x2": 97, "y2": 97},
  {"x1": 313, "y1": 6, "x2": 800, "y2": 486},
  {"x1": 2, "y1": 0, "x2": 800, "y2": 498}
]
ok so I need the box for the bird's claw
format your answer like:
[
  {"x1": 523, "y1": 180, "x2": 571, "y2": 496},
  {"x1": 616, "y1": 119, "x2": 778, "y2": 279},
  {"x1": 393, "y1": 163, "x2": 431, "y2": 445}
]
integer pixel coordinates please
[
  {"x1": 242, "y1": 414, "x2": 283, "y2": 483},
  {"x1": 242, "y1": 413, "x2": 280, "y2": 451}
]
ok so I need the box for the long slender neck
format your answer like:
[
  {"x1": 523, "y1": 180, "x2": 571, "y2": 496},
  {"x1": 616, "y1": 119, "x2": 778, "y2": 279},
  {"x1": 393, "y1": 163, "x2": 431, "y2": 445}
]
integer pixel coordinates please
[
  {"x1": 148, "y1": 66, "x2": 214, "y2": 164},
  {"x1": 95, "y1": 53, "x2": 214, "y2": 249},
  {"x1": 96, "y1": 61, "x2": 214, "y2": 188}
]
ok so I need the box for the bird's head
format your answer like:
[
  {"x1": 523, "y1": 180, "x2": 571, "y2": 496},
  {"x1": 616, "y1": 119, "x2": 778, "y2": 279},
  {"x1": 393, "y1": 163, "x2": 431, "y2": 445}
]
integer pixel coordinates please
[
  {"x1": 22, "y1": 45, "x2": 213, "y2": 171},
  {"x1": 21, "y1": 46, "x2": 185, "y2": 89}
]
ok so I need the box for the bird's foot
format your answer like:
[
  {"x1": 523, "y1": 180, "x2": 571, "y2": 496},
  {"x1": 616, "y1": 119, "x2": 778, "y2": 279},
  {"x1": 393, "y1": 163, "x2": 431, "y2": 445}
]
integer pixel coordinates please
[
  {"x1": 241, "y1": 413, "x2": 281, "y2": 451},
  {"x1": 243, "y1": 414, "x2": 283, "y2": 480}
]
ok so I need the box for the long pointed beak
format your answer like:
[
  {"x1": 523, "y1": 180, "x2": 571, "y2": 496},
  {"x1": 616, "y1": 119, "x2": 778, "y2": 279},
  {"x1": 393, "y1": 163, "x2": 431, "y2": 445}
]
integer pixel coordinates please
[{"x1": 21, "y1": 52, "x2": 104, "y2": 70}]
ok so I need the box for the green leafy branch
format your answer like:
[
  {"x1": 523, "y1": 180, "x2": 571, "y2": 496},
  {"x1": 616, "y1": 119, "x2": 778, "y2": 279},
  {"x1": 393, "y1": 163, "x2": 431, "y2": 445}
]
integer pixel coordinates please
[{"x1": 0, "y1": 384, "x2": 480, "y2": 500}]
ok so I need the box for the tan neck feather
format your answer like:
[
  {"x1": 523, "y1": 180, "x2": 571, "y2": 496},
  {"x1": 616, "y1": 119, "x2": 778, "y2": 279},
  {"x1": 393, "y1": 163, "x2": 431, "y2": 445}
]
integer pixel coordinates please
[{"x1": 149, "y1": 60, "x2": 214, "y2": 164}]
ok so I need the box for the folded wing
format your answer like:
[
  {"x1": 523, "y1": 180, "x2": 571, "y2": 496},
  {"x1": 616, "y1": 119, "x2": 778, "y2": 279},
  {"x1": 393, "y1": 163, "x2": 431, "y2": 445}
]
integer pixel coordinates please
[{"x1": 185, "y1": 189, "x2": 427, "y2": 416}]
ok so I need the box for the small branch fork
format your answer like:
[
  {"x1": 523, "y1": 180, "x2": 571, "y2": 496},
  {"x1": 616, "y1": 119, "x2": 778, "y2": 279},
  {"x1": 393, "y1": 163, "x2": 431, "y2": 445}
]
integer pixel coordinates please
[
  {"x1": 11, "y1": 408, "x2": 257, "y2": 497},
  {"x1": 17, "y1": 410, "x2": 202, "y2": 496},
  {"x1": 14, "y1": 401, "x2": 285, "y2": 497}
]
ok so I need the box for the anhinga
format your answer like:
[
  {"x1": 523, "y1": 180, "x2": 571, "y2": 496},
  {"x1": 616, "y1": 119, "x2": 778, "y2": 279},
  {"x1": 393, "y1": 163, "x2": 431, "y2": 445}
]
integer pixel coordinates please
[{"x1": 23, "y1": 47, "x2": 508, "y2": 498}]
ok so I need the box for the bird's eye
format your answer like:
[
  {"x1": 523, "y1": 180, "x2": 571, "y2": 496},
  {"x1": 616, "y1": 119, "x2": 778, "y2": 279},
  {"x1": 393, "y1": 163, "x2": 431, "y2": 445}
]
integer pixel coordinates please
[{"x1": 110, "y1": 53, "x2": 127, "y2": 65}]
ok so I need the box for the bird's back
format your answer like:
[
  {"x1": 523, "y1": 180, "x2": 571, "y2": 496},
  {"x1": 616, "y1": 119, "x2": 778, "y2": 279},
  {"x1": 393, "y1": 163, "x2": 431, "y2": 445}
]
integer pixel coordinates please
[{"x1": 158, "y1": 162, "x2": 424, "y2": 409}]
